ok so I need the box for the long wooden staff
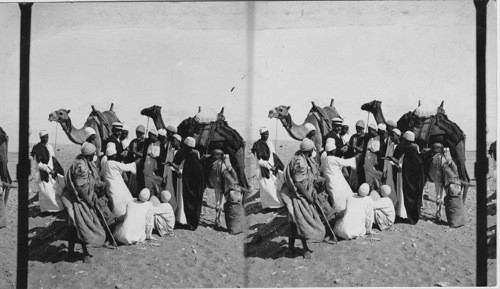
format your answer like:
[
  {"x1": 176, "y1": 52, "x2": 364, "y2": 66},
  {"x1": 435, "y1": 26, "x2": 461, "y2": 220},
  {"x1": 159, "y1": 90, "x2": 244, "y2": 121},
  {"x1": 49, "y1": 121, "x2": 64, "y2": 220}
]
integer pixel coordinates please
[
  {"x1": 95, "y1": 205, "x2": 118, "y2": 249},
  {"x1": 314, "y1": 200, "x2": 338, "y2": 244}
]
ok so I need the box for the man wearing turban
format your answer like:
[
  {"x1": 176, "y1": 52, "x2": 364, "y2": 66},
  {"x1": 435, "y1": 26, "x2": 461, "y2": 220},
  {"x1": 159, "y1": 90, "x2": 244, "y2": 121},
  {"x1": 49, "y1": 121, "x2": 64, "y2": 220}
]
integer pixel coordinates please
[
  {"x1": 387, "y1": 131, "x2": 425, "y2": 224},
  {"x1": 280, "y1": 138, "x2": 326, "y2": 259},
  {"x1": 61, "y1": 143, "x2": 108, "y2": 263},
  {"x1": 30, "y1": 130, "x2": 65, "y2": 212},
  {"x1": 251, "y1": 127, "x2": 285, "y2": 211}
]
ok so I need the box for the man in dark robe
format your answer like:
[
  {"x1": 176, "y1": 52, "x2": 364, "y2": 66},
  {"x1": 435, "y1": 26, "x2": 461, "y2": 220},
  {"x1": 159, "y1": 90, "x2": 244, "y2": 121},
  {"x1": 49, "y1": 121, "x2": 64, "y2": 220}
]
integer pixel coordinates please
[
  {"x1": 377, "y1": 123, "x2": 389, "y2": 172},
  {"x1": 126, "y1": 125, "x2": 146, "y2": 196},
  {"x1": 346, "y1": 120, "x2": 366, "y2": 191},
  {"x1": 323, "y1": 118, "x2": 346, "y2": 157},
  {"x1": 389, "y1": 131, "x2": 425, "y2": 225},
  {"x1": 102, "y1": 122, "x2": 125, "y2": 162},
  {"x1": 170, "y1": 137, "x2": 206, "y2": 230}
]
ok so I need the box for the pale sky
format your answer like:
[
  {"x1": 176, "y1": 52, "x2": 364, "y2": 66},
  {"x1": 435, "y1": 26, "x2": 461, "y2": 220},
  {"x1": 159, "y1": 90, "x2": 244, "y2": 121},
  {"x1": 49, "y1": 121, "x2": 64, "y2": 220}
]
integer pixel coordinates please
[{"x1": 0, "y1": 1, "x2": 496, "y2": 152}]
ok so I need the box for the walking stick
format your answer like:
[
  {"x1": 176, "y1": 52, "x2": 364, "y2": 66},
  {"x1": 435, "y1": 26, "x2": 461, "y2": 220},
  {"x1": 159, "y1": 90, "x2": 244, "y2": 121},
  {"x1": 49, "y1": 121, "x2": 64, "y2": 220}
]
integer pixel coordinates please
[
  {"x1": 95, "y1": 205, "x2": 118, "y2": 249},
  {"x1": 315, "y1": 200, "x2": 338, "y2": 244}
]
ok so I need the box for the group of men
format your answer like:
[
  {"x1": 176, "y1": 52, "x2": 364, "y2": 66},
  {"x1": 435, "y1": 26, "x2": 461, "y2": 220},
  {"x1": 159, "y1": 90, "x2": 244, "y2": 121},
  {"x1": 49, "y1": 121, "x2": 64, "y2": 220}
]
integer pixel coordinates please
[
  {"x1": 30, "y1": 121, "x2": 211, "y2": 263},
  {"x1": 252, "y1": 117, "x2": 428, "y2": 259}
]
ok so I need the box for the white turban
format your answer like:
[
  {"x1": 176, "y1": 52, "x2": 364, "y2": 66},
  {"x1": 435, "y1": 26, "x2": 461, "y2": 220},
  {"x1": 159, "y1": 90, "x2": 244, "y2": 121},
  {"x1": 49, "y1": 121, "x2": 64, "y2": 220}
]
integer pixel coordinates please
[
  {"x1": 300, "y1": 138, "x2": 315, "y2": 152},
  {"x1": 358, "y1": 183, "x2": 370, "y2": 197},
  {"x1": 166, "y1": 125, "x2": 177, "y2": 133},
  {"x1": 106, "y1": 142, "x2": 116, "y2": 148},
  {"x1": 173, "y1": 134, "x2": 182, "y2": 142},
  {"x1": 161, "y1": 190, "x2": 172, "y2": 203},
  {"x1": 139, "y1": 188, "x2": 151, "y2": 202},
  {"x1": 378, "y1": 123, "x2": 387, "y2": 131},
  {"x1": 368, "y1": 123, "x2": 377, "y2": 131},
  {"x1": 184, "y1": 137, "x2": 196, "y2": 148},
  {"x1": 403, "y1": 131, "x2": 415, "y2": 142},
  {"x1": 326, "y1": 138, "x2": 335, "y2": 144},
  {"x1": 81, "y1": 143, "x2": 96, "y2": 156},
  {"x1": 259, "y1": 127, "x2": 269, "y2": 134},
  {"x1": 106, "y1": 146, "x2": 117, "y2": 157},
  {"x1": 380, "y1": 185, "x2": 391, "y2": 197},
  {"x1": 149, "y1": 129, "x2": 158, "y2": 136},
  {"x1": 39, "y1": 130, "x2": 48, "y2": 138},
  {"x1": 304, "y1": 123, "x2": 316, "y2": 133},
  {"x1": 84, "y1": 127, "x2": 96, "y2": 138},
  {"x1": 158, "y1": 129, "x2": 167, "y2": 137},
  {"x1": 122, "y1": 125, "x2": 129, "y2": 132},
  {"x1": 325, "y1": 142, "x2": 336, "y2": 152},
  {"x1": 392, "y1": 128, "x2": 401, "y2": 136}
]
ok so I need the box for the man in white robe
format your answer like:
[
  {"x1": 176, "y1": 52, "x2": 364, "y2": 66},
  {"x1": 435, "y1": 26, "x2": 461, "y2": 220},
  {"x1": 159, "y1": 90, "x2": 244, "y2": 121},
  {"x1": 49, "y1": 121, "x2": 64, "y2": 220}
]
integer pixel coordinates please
[
  {"x1": 320, "y1": 141, "x2": 356, "y2": 217},
  {"x1": 363, "y1": 124, "x2": 383, "y2": 188},
  {"x1": 251, "y1": 127, "x2": 285, "y2": 210},
  {"x1": 382, "y1": 128, "x2": 401, "y2": 206},
  {"x1": 102, "y1": 146, "x2": 136, "y2": 220},
  {"x1": 30, "y1": 130, "x2": 65, "y2": 212}
]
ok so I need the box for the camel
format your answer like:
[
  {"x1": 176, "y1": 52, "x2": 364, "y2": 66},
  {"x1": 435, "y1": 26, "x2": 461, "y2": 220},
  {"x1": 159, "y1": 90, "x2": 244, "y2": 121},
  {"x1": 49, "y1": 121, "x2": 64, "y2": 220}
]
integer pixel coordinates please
[
  {"x1": 140, "y1": 105, "x2": 249, "y2": 191},
  {"x1": 268, "y1": 99, "x2": 342, "y2": 154},
  {"x1": 48, "y1": 103, "x2": 120, "y2": 154},
  {"x1": 361, "y1": 100, "x2": 472, "y2": 208}
]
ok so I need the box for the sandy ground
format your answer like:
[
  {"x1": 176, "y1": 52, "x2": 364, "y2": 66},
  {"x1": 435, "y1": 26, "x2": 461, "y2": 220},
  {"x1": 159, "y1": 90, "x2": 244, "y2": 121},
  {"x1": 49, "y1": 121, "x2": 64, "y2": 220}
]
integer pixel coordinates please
[{"x1": 0, "y1": 142, "x2": 497, "y2": 288}]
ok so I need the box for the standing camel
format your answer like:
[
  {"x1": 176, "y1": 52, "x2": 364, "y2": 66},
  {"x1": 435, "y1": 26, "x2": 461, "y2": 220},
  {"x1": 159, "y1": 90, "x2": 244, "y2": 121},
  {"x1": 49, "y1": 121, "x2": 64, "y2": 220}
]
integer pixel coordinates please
[
  {"x1": 361, "y1": 100, "x2": 471, "y2": 205},
  {"x1": 48, "y1": 104, "x2": 120, "y2": 154},
  {"x1": 268, "y1": 99, "x2": 342, "y2": 154},
  {"x1": 141, "y1": 105, "x2": 249, "y2": 189}
]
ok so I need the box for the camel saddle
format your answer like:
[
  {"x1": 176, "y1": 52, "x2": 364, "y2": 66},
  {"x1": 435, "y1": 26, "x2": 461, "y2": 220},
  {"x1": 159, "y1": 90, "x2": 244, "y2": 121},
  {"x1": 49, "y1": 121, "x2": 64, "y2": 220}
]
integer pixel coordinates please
[
  {"x1": 309, "y1": 106, "x2": 333, "y2": 137},
  {"x1": 89, "y1": 110, "x2": 113, "y2": 140},
  {"x1": 412, "y1": 112, "x2": 465, "y2": 147}
]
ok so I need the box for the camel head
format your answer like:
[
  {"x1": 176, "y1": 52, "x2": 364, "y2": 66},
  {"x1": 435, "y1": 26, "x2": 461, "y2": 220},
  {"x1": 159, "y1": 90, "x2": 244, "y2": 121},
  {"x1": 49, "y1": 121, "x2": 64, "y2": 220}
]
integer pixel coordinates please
[
  {"x1": 361, "y1": 100, "x2": 382, "y2": 114},
  {"x1": 141, "y1": 105, "x2": 162, "y2": 119},
  {"x1": 48, "y1": 109, "x2": 72, "y2": 132},
  {"x1": 269, "y1": 105, "x2": 292, "y2": 129}
]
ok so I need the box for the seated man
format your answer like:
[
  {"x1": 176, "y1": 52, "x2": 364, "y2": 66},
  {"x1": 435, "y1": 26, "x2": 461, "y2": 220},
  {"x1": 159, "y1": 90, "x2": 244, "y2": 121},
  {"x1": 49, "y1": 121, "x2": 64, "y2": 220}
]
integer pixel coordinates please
[
  {"x1": 150, "y1": 190, "x2": 176, "y2": 237},
  {"x1": 372, "y1": 185, "x2": 396, "y2": 231},
  {"x1": 334, "y1": 183, "x2": 375, "y2": 240},
  {"x1": 113, "y1": 188, "x2": 155, "y2": 245}
]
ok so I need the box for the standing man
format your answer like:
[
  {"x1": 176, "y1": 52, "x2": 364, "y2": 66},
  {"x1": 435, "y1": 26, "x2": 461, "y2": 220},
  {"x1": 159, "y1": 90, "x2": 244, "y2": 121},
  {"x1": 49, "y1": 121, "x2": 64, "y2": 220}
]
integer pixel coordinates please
[
  {"x1": 324, "y1": 117, "x2": 345, "y2": 157},
  {"x1": 362, "y1": 124, "x2": 383, "y2": 189},
  {"x1": 340, "y1": 121, "x2": 351, "y2": 145},
  {"x1": 31, "y1": 130, "x2": 65, "y2": 213},
  {"x1": 120, "y1": 125, "x2": 131, "y2": 152},
  {"x1": 388, "y1": 131, "x2": 425, "y2": 225},
  {"x1": 127, "y1": 125, "x2": 147, "y2": 196},
  {"x1": 377, "y1": 123, "x2": 389, "y2": 172},
  {"x1": 171, "y1": 137, "x2": 206, "y2": 231},
  {"x1": 142, "y1": 129, "x2": 162, "y2": 191},
  {"x1": 156, "y1": 128, "x2": 168, "y2": 178},
  {"x1": 347, "y1": 120, "x2": 366, "y2": 191},
  {"x1": 382, "y1": 128, "x2": 401, "y2": 206},
  {"x1": 62, "y1": 143, "x2": 107, "y2": 263},
  {"x1": 102, "y1": 122, "x2": 126, "y2": 162},
  {"x1": 251, "y1": 127, "x2": 285, "y2": 211}
]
